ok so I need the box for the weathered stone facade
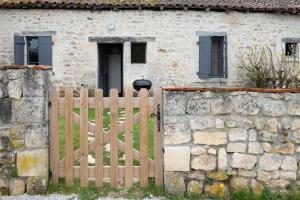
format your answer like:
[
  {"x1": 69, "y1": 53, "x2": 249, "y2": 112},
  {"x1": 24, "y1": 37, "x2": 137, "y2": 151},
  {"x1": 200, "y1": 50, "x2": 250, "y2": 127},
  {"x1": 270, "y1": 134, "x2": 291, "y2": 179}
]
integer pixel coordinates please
[
  {"x1": 0, "y1": 68, "x2": 51, "y2": 195},
  {"x1": 0, "y1": 10, "x2": 299, "y2": 92},
  {"x1": 164, "y1": 89, "x2": 300, "y2": 196}
]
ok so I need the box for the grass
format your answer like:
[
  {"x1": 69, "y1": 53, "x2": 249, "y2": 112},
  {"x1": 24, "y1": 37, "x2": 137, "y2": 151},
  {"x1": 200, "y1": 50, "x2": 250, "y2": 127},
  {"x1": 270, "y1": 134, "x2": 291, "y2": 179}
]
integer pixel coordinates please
[
  {"x1": 47, "y1": 178, "x2": 166, "y2": 200},
  {"x1": 47, "y1": 180, "x2": 300, "y2": 200},
  {"x1": 228, "y1": 188, "x2": 300, "y2": 200}
]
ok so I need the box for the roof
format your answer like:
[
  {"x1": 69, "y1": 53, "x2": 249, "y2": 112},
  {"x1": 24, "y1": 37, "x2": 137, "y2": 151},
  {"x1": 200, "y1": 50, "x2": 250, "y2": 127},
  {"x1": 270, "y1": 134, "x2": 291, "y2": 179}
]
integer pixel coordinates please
[{"x1": 0, "y1": 0, "x2": 299, "y2": 14}]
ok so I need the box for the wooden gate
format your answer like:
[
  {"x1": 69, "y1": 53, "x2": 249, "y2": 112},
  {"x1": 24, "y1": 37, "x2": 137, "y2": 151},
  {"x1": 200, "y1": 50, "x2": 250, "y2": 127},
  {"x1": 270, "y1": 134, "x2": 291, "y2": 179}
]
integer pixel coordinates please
[{"x1": 49, "y1": 87, "x2": 163, "y2": 188}]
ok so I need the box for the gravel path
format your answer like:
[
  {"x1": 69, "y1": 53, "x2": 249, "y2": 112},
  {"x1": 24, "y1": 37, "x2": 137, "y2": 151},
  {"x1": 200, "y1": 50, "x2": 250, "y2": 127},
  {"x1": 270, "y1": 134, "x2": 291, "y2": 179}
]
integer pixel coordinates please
[{"x1": 0, "y1": 194, "x2": 165, "y2": 200}]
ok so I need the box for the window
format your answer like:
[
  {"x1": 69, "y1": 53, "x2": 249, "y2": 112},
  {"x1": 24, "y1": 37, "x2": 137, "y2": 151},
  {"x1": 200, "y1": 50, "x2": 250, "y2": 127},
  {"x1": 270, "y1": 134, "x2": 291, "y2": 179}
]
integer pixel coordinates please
[
  {"x1": 14, "y1": 35, "x2": 53, "y2": 66},
  {"x1": 27, "y1": 37, "x2": 39, "y2": 65},
  {"x1": 131, "y1": 43, "x2": 146, "y2": 64},
  {"x1": 285, "y1": 43, "x2": 297, "y2": 57},
  {"x1": 198, "y1": 35, "x2": 227, "y2": 79}
]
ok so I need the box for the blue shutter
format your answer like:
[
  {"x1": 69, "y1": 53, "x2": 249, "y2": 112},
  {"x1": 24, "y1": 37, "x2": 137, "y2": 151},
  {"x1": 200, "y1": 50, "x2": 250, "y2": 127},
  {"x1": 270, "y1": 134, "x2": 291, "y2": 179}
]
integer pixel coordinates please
[
  {"x1": 14, "y1": 36, "x2": 25, "y2": 65},
  {"x1": 198, "y1": 36, "x2": 211, "y2": 79},
  {"x1": 38, "y1": 36, "x2": 53, "y2": 66}
]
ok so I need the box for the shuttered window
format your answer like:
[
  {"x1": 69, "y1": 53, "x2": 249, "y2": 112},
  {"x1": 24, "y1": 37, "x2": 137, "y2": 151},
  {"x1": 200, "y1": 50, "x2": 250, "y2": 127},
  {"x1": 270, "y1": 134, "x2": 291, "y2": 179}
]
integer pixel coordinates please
[
  {"x1": 198, "y1": 35, "x2": 227, "y2": 79},
  {"x1": 14, "y1": 36, "x2": 53, "y2": 66}
]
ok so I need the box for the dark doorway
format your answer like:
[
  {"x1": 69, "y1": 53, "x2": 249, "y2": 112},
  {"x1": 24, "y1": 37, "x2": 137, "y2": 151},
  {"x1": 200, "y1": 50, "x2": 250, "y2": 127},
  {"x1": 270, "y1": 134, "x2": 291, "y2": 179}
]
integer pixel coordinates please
[{"x1": 98, "y1": 43, "x2": 123, "y2": 97}]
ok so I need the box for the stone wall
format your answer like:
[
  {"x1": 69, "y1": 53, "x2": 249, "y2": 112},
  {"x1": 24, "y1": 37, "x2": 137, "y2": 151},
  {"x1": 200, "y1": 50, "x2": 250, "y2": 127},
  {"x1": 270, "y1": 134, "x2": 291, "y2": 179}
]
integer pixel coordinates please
[
  {"x1": 0, "y1": 9, "x2": 299, "y2": 92},
  {"x1": 163, "y1": 89, "x2": 300, "y2": 196},
  {"x1": 0, "y1": 68, "x2": 51, "y2": 195}
]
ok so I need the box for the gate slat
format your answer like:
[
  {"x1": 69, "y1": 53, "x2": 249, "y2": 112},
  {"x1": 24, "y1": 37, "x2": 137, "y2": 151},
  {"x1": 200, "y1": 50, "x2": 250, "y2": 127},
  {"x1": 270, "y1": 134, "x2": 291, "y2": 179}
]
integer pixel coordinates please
[
  {"x1": 110, "y1": 89, "x2": 119, "y2": 188},
  {"x1": 50, "y1": 89, "x2": 59, "y2": 184},
  {"x1": 95, "y1": 89, "x2": 104, "y2": 187},
  {"x1": 154, "y1": 88, "x2": 164, "y2": 186},
  {"x1": 139, "y1": 89, "x2": 149, "y2": 187},
  {"x1": 125, "y1": 87, "x2": 133, "y2": 188},
  {"x1": 64, "y1": 88, "x2": 74, "y2": 187},
  {"x1": 80, "y1": 87, "x2": 89, "y2": 187}
]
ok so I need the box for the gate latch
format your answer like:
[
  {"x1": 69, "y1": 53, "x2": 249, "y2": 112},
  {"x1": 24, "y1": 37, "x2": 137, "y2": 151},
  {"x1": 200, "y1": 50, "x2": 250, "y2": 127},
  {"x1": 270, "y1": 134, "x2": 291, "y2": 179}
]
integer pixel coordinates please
[{"x1": 157, "y1": 104, "x2": 161, "y2": 132}]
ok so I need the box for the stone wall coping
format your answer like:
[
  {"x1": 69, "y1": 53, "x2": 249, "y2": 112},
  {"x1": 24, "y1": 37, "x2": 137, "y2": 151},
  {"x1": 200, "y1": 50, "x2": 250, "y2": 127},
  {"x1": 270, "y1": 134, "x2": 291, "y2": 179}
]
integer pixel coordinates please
[
  {"x1": 162, "y1": 87, "x2": 300, "y2": 93},
  {"x1": 0, "y1": 65, "x2": 52, "y2": 71}
]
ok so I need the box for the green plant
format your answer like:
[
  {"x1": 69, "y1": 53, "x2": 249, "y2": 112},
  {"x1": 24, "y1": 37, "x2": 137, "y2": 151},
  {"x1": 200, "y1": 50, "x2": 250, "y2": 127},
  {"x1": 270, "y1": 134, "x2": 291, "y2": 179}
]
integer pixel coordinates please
[
  {"x1": 238, "y1": 46, "x2": 299, "y2": 88},
  {"x1": 269, "y1": 49, "x2": 299, "y2": 88},
  {"x1": 10, "y1": 165, "x2": 18, "y2": 177},
  {"x1": 239, "y1": 46, "x2": 272, "y2": 88},
  {"x1": 259, "y1": 187, "x2": 282, "y2": 200}
]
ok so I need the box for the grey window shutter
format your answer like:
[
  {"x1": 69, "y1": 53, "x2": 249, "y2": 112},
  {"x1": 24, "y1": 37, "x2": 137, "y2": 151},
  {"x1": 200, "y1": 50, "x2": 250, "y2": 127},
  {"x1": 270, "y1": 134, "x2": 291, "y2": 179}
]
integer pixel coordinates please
[
  {"x1": 223, "y1": 36, "x2": 228, "y2": 78},
  {"x1": 14, "y1": 35, "x2": 25, "y2": 65},
  {"x1": 198, "y1": 36, "x2": 212, "y2": 79},
  {"x1": 38, "y1": 36, "x2": 53, "y2": 66}
]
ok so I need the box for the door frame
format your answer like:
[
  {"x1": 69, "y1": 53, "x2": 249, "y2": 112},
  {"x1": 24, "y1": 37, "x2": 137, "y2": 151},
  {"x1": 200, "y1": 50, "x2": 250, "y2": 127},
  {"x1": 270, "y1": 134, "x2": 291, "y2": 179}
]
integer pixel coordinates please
[{"x1": 98, "y1": 43, "x2": 124, "y2": 96}]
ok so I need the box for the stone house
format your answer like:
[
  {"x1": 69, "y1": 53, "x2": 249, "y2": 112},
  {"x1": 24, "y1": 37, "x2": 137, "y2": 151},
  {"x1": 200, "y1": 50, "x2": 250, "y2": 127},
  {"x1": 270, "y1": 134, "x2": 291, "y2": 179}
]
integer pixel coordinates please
[{"x1": 0, "y1": 0, "x2": 299, "y2": 95}]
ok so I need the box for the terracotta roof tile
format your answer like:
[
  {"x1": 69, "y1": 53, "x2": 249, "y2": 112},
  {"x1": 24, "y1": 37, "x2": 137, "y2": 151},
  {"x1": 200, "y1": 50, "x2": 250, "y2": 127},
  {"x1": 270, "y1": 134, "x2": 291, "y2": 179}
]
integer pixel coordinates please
[{"x1": 0, "y1": 0, "x2": 299, "y2": 14}]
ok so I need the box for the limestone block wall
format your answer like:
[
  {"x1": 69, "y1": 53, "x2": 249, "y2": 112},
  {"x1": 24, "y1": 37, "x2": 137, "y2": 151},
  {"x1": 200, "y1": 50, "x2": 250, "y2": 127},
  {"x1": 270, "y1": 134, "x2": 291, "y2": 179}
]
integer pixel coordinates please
[
  {"x1": 163, "y1": 89, "x2": 300, "y2": 196},
  {"x1": 0, "y1": 68, "x2": 51, "y2": 195}
]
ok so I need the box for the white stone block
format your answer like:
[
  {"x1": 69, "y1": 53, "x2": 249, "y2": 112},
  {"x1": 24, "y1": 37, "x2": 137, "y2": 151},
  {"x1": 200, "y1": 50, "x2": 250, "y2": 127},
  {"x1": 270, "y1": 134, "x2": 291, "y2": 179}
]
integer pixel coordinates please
[
  {"x1": 194, "y1": 131, "x2": 227, "y2": 145},
  {"x1": 227, "y1": 143, "x2": 247, "y2": 153},
  {"x1": 164, "y1": 146, "x2": 190, "y2": 172}
]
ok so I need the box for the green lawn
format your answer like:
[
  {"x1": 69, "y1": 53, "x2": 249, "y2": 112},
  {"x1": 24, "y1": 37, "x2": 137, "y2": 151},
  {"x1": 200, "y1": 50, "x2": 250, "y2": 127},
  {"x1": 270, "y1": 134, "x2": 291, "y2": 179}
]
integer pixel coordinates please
[{"x1": 58, "y1": 108, "x2": 154, "y2": 166}]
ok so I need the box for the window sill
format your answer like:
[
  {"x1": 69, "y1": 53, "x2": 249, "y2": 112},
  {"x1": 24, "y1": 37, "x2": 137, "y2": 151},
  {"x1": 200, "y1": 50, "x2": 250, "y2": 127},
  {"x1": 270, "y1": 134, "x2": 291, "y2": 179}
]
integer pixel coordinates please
[
  {"x1": 209, "y1": 75, "x2": 226, "y2": 78},
  {"x1": 131, "y1": 63, "x2": 147, "y2": 66}
]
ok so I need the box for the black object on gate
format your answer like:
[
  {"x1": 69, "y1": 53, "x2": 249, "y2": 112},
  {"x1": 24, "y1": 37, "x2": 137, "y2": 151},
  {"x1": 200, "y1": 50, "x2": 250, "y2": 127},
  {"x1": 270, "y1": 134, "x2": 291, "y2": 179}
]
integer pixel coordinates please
[{"x1": 132, "y1": 77, "x2": 152, "y2": 91}]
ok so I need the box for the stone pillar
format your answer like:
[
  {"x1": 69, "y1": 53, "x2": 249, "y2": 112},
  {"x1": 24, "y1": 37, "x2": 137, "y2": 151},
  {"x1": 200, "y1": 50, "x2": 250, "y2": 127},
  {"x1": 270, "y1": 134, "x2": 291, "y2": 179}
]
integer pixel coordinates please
[
  {"x1": 123, "y1": 41, "x2": 131, "y2": 90},
  {"x1": 0, "y1": 67, "x2": 51, "y2": 195}
]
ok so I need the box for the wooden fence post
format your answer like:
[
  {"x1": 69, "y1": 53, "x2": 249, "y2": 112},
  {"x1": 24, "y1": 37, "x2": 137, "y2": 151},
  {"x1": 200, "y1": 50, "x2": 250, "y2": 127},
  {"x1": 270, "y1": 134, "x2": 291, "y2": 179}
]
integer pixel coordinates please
[
  {"x1": 139, "y1": 89, "x2": 149, "y2": 187},
  {"x1": 64, "y1": 88, "x2": 74, "y2": 187},
  {"x1": 154, "y1": 88, "x2": 164, "y2": 186},
  {"x1": 125, "y1": 87, "x2": 133, "y2": 188},
  {"x1": 50, "y1": 89, "x2": 59, "y2": 184},
  {"x1": 110, "y1": 89, "x2": 119, "y2": 188},
  {"x1": 95, "y1": 89, "x2": 104, "y2": 187},
  {"x1": 80, "y1": 87, "x2": 89, "y2": 187}
]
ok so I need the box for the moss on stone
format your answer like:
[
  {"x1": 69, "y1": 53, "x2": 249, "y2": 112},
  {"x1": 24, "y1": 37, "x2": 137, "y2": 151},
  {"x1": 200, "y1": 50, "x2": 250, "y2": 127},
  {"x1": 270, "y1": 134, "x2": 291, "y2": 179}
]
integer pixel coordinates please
[
  {"x1": 0, "y1": 187, "x2": 10, "y2": 195},
  {"x1": 10, "y1": 139, "x2": 25, "y2": 149},
  {"x1": 207, "y1": 171, "x2": 229, "y2": 181},
  {"x1": 205, "y1": 183, "x2": 226, "y2": 197}
]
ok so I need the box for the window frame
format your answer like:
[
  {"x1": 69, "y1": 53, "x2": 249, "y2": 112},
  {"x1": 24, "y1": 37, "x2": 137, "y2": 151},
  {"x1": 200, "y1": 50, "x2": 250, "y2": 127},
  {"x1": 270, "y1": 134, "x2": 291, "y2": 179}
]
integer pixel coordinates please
[
  {"x1": 131, "y1": 42, "x2": 147, "y2": 64},
  {"x1": 210, "y1": 36, "x2": 225, "y2": 78},
  {"x1": 285, "y1": 42, "x2": 298, "y2": 57},
  {"x1": 282, "y1": 38, "x2": 300, "y2": 61}
]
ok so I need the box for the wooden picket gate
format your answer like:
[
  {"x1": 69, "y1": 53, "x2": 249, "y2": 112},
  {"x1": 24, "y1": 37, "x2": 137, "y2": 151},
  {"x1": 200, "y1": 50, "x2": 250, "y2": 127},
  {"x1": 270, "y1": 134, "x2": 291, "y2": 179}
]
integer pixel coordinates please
[{"x1": 49, "y1": 87, "x2": 164, "y2": 188}]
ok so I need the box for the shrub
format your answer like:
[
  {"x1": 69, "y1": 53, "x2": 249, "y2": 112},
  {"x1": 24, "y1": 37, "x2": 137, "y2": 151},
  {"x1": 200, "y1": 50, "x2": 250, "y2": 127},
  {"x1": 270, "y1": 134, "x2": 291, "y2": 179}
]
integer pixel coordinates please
[{"x1": 238, "y1": 46, "x2": 299, "y2": 88}]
